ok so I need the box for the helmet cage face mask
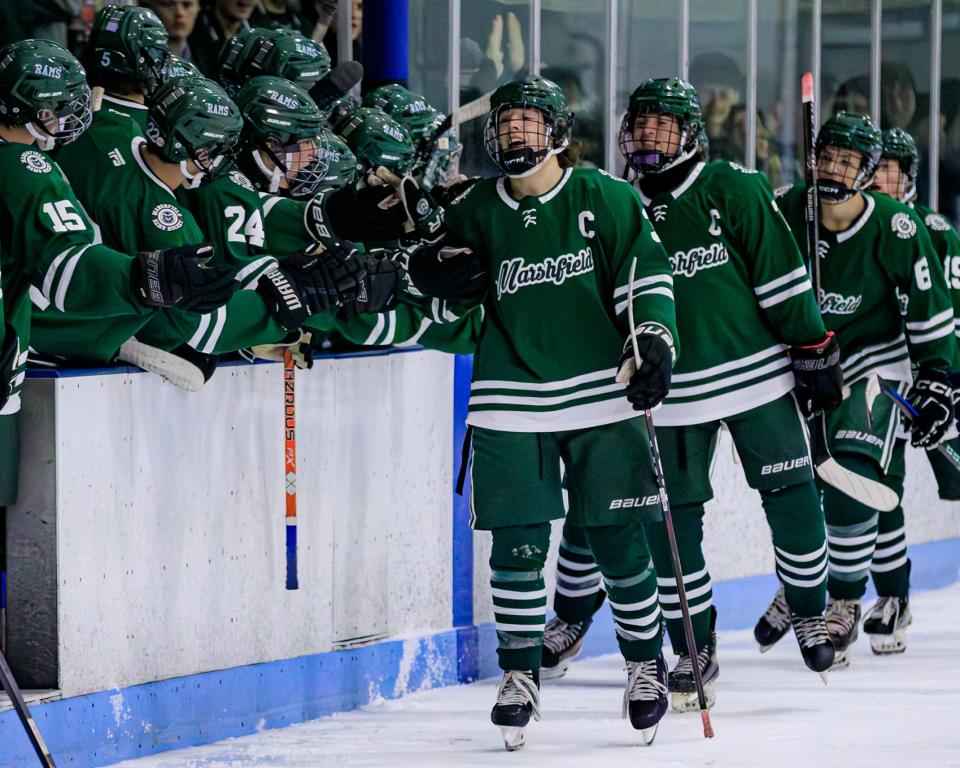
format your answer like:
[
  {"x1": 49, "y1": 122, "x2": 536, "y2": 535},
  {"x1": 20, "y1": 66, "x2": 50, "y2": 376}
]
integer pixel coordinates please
[
  {"x1": 815, "y1": 145, "x2": 876, "y2": 204},
  {"x1": 483, "y1": 103, "x2": 570, "y2": 178},
  {"x1": 618, "y1": 108, "x2": 698, "y2": 175},
  {"x1": 422, "y1": 132, "x2": 463, "y2": 189},
  {"x1": 26, "y1": 83, "x2": 93, "y2": 150},
  {"x1": 252, "y1": 135, "x2": 329, "y2": 197}
]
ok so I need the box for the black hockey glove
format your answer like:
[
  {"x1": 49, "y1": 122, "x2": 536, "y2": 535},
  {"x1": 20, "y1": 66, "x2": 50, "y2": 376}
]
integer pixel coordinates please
[
  {"x1": 905, "y1": 366, "x2": 954, "y2": 447},
  {"x1": 258, "y1": 243, "x2": 366, "y2": 331},
  {"x1": 304, "y1": 185, "x2": 407, "y2": 243},
  {"x1": 395, "y1": 175, "x2": 445, "y2": 243},
  {"x1": 0, "y1": 323, "x2": 19, "y2": 413},
  {"x1": 340, "y1": 252, "x2": 402, "y2": 319},
  {"x1": 132, "y1": 243, "x2": 239, "y2": 313},
  {"x1": 398, "y1": 240, "x2": 487, "y2": 302},
  {"x1": 431, "y1": 175, "x2": 482, "y2": 207},
  {"x1": 615, "y1": 324, "x2": 674, "y2": 410},
  {"x1": 790, "y1": 331, "x2": 843, "y2": 417}
]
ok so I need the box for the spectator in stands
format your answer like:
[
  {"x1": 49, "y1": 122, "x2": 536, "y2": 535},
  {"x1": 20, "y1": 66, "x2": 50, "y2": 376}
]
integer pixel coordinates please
[
  {"x1": 187, "y1": 0, "x2": 256, "y2": 76},
  {"x1": 881, "y1": 61, "x2": 917, "y2": 130},
  {"x1": 141, "y1": 0, "x2": 200, "y2": 62},
  {"x1": 689, "y1": 52, "x2": 743, "y2": 148},
  {"x1": 831, "y1": 75, "x2": 870, "y2": 117}
]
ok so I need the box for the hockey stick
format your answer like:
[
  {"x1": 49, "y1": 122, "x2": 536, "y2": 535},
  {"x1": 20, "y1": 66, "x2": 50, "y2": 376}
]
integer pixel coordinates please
[
  {"x1": 309, "y1": 60, "x2": 364, "y2": 112},
  {"x1": 0, "y1": 649, "x2": 57, "y2": 766},
  {"x1": 283, "y1": 350, "x2": 299, "y2": 591},
  {"x1": 799, "y1": 72, "x2": 899, "y2": 513},
  {"x1": 627, "y1": 258, "x2": 714, "y2": 740},
  {"x1": 882, "y1": 383, "x2": 960, "y2": 470},
  {"x1": 434, "y1": 91, "x2": 493, "y2": 139}
]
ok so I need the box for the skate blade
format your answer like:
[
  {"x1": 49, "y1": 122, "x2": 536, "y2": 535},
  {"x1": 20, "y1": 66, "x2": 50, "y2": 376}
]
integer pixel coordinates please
[
  {"x1": 670, "y1": 683, "x2": 717, "y2": 713},
  {"x1": 500, "y1": 726, "x2": 525, "y2": 751},
  {"x1": 539, "y1": 662, "x2": 571, "y2": 681},
  {"x1": 830, "y1": 649, "x2": 851, "y2": 670},
  {"x1": 869, "y1": 633, "x2": 907, "y2": 655},
  {"x1": 640, "y1": 723, "x2": 659, "y2": 746},
  {"x1": 818, "y1": 671, "x2": 829, "y2": 685}
]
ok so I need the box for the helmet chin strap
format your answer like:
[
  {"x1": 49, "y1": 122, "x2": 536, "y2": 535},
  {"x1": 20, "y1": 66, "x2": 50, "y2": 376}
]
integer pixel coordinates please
[
  {"x1": 504, "y1": 138, "x2": 569, "y2": 179},
  {"x1": 901, "y1": 178, "x2": 917, "y2": 205},
  {"x1": 252, "y1": 148, "x2": 284, "y2": 193},
  {"x1": 26, "y1": 122, "x2": 55, "y2": 151}
]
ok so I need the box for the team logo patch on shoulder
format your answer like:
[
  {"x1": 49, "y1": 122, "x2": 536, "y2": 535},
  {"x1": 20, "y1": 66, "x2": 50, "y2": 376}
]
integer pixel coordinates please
[
  {"x1": 891, "y1": 212, "x2": 917, "y2": 239},
  {"x1": 924, "y1": 212, "x2": 951, "y2": 232},
  {"x1": 728, "y1": 161, "x2": 757, "y2": 174},
  {"x1": 229, "y1": 170, "x2": 255, "y2": 191},
  {"x1": 152, "y1": 203, "x2": 184, "y2": 232},
  {"x1": 20, "y1": 150, "x2": 51, "y2": 174}
]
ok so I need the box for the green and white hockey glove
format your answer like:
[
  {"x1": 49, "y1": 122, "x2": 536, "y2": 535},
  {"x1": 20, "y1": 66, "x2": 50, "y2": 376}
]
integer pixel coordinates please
[
  {"x1": 905, "y1": 366, "x2": 954, "y2": 448},
  {"x1": 790, "y1": 331, "x2": 843, "y2": 417},
  {"x1": 616, "y1": 323, "x2": 674, "y2": 410}
]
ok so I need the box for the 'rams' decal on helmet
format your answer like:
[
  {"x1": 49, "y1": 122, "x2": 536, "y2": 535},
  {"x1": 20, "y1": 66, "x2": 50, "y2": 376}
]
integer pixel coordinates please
[
  {"x1": 20, "y1": 151, "x2": 51, "y2": 174},
  {"x1": 152, "y1": 203, "x2": 184, "y2": 232}
]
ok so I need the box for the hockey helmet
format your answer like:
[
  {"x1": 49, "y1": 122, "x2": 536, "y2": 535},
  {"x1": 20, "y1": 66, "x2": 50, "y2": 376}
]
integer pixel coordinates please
[
  {"x1": 815, "y1": 112, "x2": 882, "y2": 203},
  {"x1": 876, "y1": 127, "x2": 920, "y2": 203},
  {"x1": 86, "y1": 5, "x2": 170, "y2": 97},
  {"x1": 337, "y1": 106, "x2": 415, "y2": 178},
  {"x1": 219, "y1": 28, "x2": 331, "y2": 96},
  {"x1": 619, "y1": 77, "x2": 704, "y2": 176}
]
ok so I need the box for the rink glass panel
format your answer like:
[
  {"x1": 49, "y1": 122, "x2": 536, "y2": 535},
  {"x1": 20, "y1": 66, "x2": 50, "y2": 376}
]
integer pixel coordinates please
[
  {"x1": 540, "y1": 0, "x2": 609, "y2": 168},
  {"x1": 615, "y1": 2, "x2": 682, "y2": 178},
  {"x1": 408, "y1": 0, "x2": 452, "y2": 112},
  {"x1": 940, "y1": 0, "x2": 960, "y2": 222},
  {"x1": 689, "y1": 0, "x2": 750, "y2": 167},
  {"x1": 458, "y1": 0, "x2": 534, "y2": 177},
  {"x1": 881, "y1": 1, "x2": 933, "y2": 206}
]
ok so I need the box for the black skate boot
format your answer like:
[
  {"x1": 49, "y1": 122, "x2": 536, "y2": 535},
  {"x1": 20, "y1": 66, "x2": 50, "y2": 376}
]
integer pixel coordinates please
[
  {"x1": 668, "y1": 606, "x2": 719, "y2": 712},
  {"x1": 623, "y1": 654, "x2": 669, "y2": 745},
  {"x1": 863, "y1": 596, "x2": 912, "y2": 655},
  {"x1": 754, "y1": 585, "x2": 792, "y2": 652},
  {"x1": 540, "y1": 593, "x2": 604, "y2": 680},
  {"x1": 791, "y1": 613, "x2": 835, "y2": 682},
  {"x1": 491, "y1": 669, "x2": 540, "y2": 751},
  {"x1": 824, "y1": 597, "x2": 861, "y2": 669}
]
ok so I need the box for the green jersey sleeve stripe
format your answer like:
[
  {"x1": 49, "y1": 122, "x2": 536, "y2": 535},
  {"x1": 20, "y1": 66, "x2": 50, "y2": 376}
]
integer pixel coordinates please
[
  {"x1": 261, "y1": 195, "x2": 284, "y2": 217},
  {"x1": 906, "y1": 308, "x2": 954, "y2": 331},
  {"x1": 187, "y1": 312, "x2": 212, "y2": 349},
  {"x1": 234, "y1": 256, "x2": 277, "y2": 287},
  {"x1": 200, "y1": 306, "x2": 228, "y2": 354},
  {"x1": 614, "y1": 286, "x2": 674, "y2": 316},
  {"x1": 909, "y1": 320, "x2": 954, "y2": 345},
  {"x1": 753, "y1": 266, "x2": 808, "y2": 296},
  {"x1": 472, "y1": 368, "x2": 614, "y2": 393},
  {"x1": 395, "y1": 317, "x2": 432, "y2": 347},
  {"x1": 671, "y1": 343, "x2": 787, "y2": 384},
  {"x1": 613, "y1": 274, "x2": 673, "y2": 299},
  {"x1": 756, "y1": 278, "x2": 813, "y2": 309},
  {"x1": 54, "y1": 244, "x2": 93, "y2": 311},
  {"x1": 363, "y1": 313, "x2": 386, "y2": 345},
  {"x1": 41, "y1": 245, "x2": 76, "y2": 301},
  {"x1": 28, "y1": 285, "x2": 49, "y2": 311},
  {"x1": 382, "y1": 310, "x2": 397, "y2": 345}
]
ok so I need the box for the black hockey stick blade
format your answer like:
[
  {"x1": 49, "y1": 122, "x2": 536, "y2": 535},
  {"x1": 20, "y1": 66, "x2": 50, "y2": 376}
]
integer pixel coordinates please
[
  {"x1": 810, "y1": 412, "x2": 899, "y2": 512},
  {"x1": 882, "y1": 384, "x2": 960, "y2": 470},
  {"x1": 310, "y1": 60, "x2": 364, "y2": 111},
  {"x1": 0, "y1": 649, "x2": 57, "y2": 766}
]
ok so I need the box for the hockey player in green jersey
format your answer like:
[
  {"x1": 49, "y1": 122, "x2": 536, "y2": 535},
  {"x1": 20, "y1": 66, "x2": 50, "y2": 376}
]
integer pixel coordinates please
[
  {"x1": 539, "y1": 77, "x2": 840, "y2": 707},
  {"x1": 56, "y1": 5, "x2": 170, "y2": 207},
  {"x1": 435, "y1": 75, "x2": 679, "y2": 749},
  {"x1": 852, "y1": 127, "x2": 960, "y2": 655},
  {"x1": 762, "y1": 114, "x2": 955, "y2": 669},
  {"x1": 0, "y1": 40, "x2": 238, "y2": 502}
]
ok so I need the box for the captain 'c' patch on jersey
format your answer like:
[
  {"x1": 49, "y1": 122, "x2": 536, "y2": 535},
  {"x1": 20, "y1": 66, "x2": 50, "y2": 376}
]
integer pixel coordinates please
[
  {"x1": 152, "y1": 203, "x2": 184, "y2": 232},
  {"x1": 891, "y1": 212, "x2": 917, "y2": 240},
  {"x1": 20, "y1": 150, "x2": 51, "y2": 174}
]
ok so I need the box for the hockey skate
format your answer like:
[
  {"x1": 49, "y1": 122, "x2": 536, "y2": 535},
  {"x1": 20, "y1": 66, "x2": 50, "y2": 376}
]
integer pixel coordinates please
[
  {"x1": 863, "y1": 596, "x2": 912, "y2": 655},
  {"x1": 791, "y1": 613, "x2": 835, "y2": 682},
  {"x1": 669, "y1": 606, "x2": 719, "y2": 712},
  {"x1": 491, "y1": 670, "x2": 540, "y2": 751},
  {"x1": 754, "y1": 585, "x2": 792, "y2": 652},
  {"x1": 824, "y1": 597, "x2": 861, "y2": 669},
  {"x1": 541, "y1": 592, "x2": 605, "y2": 680},
  {"x1": 623, "y1": 655, "x2": 669, "y2": 745}
]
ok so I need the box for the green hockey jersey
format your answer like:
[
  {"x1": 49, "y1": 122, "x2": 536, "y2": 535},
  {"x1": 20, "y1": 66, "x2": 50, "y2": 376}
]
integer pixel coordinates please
[
  {"x1": 55, "y1": 95, "x2": 148, "y2": 214},
  {"x1": 0, "y1": 140, "x2": 152, "y2": 412},
  {"x1": 916, "y1": 203, "x2": 960, "y2": 353},
  {"x1": 444, "y1": 166, "x2": 677, "y2": 433},
  {"x1": 635, "y1": 161, "x2": 826, "y2": 426},
  {"x1": 777, "y1": 185, "x2": 955, "y2": 384}
]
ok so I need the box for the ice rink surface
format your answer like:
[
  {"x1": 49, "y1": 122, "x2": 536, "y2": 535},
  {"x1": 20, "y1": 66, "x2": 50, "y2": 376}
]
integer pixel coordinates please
[{"x1": 115, "y1": 584, "x2": 960, "y2": 768}]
